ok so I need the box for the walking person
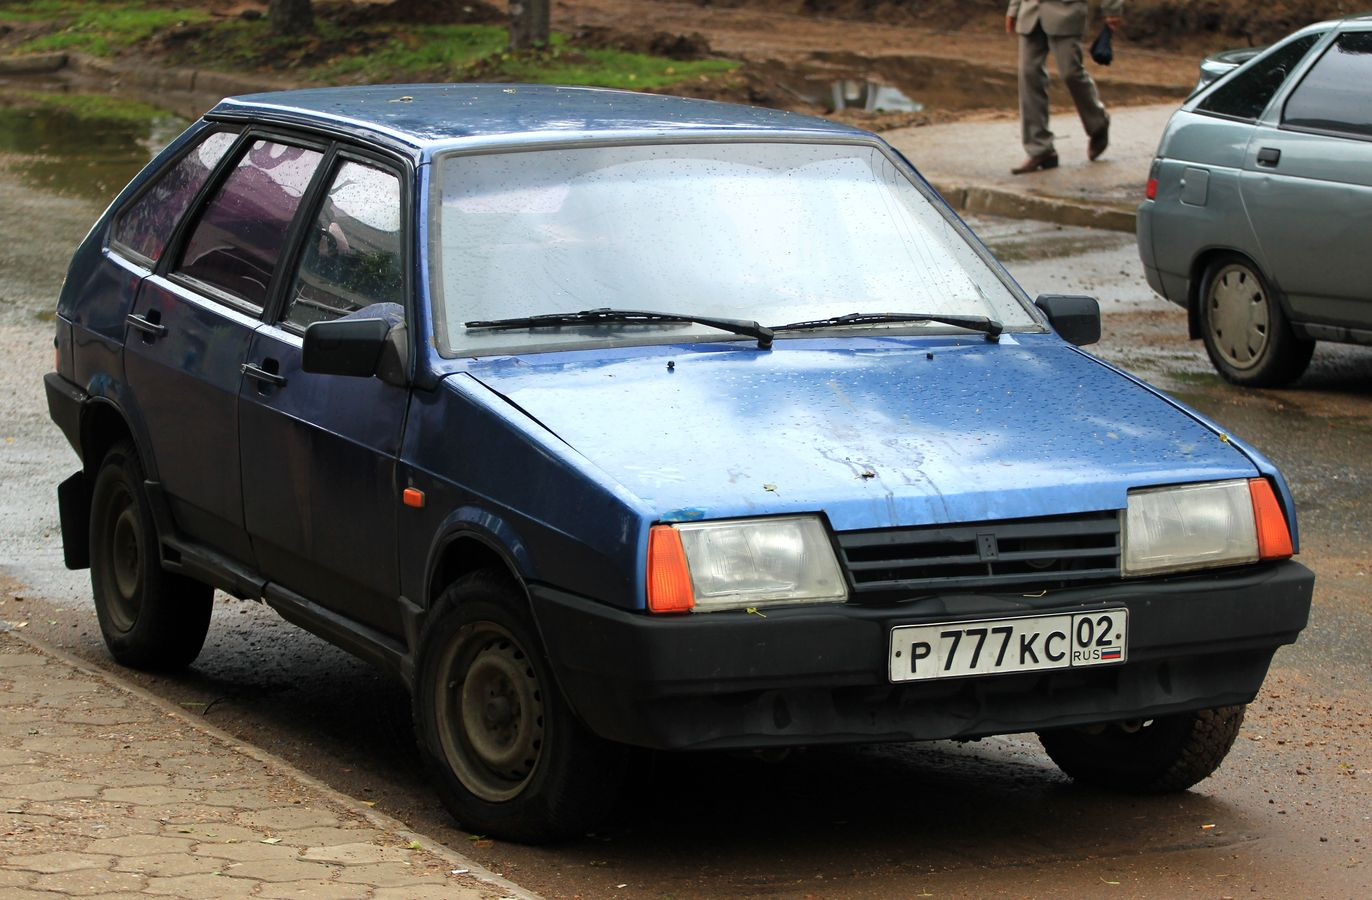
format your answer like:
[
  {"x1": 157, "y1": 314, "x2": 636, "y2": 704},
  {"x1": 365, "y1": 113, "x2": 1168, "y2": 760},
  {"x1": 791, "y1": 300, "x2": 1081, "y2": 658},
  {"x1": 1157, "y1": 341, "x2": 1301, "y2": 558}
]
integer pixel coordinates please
[{"x1": 1006, "y1": 0, "x2": 1123, "y2": 174}]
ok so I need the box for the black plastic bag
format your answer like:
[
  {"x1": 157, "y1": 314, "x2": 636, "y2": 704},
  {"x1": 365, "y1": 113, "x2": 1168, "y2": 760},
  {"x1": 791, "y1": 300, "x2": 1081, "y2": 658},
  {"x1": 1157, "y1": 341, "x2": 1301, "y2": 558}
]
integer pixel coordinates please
[{"x1": 1090, "y1": 25, "x2": 1114, "y2": 65}]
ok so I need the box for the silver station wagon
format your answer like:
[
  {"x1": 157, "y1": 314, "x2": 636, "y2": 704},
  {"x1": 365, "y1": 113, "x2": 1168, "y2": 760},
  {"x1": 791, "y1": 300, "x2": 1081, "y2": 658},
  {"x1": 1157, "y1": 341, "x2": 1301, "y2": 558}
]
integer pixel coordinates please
[{"x1": 1138, "y1": 15, "x2": 1372, "y2": 386}]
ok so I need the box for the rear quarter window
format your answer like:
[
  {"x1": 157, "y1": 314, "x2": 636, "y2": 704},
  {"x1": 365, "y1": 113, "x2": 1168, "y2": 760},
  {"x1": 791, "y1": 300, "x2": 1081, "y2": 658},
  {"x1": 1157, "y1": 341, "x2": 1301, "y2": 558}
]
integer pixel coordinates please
[
  {"x1": 1282, "y1": 31, "x2": 1372, "y2": 137},
  {"x1": 110, "y1": 129, "x2": 238, "y2": 264},
  {"x1": 1196, "y1": 34, "x2": 1321, "y2": 121}
]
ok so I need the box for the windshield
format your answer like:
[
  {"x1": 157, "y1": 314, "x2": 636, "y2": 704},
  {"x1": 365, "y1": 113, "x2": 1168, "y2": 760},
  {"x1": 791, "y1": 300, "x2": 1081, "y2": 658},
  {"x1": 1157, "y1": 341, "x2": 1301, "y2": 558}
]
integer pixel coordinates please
[{"x1": 430, "y1": 141, "x2": 1037, "y2": 356}]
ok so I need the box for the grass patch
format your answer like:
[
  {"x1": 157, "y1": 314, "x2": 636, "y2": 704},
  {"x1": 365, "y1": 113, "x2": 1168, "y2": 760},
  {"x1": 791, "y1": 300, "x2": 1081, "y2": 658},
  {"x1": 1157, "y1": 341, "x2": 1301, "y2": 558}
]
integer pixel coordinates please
[
  {"x1": 8, "y1": 90, "x2": 170, "y2": 126},
  {"x1": 12, "y1": 2, "x2": 210, "y2": 56},
  {"x1": 314, "y1": 25, "x2": 514, "y2": 82},
  {"x1": 0, "y1": 0, "x2": 81, "y2": 24},
  {"x1": 311, "y1": 27, "x2": 738, "y2": 88},
  {"x1": 170, "y1": 20, "x2": 738, "y2": 89},
  {"x1": 0, "y1": 3, "x2": 739, "y2": 93}
]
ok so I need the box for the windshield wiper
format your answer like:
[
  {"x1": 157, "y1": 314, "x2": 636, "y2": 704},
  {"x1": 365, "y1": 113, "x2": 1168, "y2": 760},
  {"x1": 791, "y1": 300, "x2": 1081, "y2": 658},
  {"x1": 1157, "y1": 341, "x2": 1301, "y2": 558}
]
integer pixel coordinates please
[
  {"x1": 465, "y1": 308, "x2": 774, "y2": 349},
  {"x1": 772, "y1": 312, "x2": 1002, "y2": 342}
]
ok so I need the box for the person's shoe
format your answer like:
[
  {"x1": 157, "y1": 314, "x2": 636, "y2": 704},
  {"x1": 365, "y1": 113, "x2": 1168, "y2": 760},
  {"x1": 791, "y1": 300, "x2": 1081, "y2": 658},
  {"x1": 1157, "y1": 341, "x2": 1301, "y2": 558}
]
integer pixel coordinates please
[
  {"x1": 1088, "y1": 120, "x2": 1110, "y2": 161},
  {"x1": 1011, "y1": 151, "x2": 1059, "y2": 175}
]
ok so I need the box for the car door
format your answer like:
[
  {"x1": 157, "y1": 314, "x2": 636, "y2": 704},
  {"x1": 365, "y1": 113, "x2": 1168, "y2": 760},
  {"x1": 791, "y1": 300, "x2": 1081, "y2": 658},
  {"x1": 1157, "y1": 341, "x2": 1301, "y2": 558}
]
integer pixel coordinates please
[
  {"x1": 123, "y1": 135, "x2": 325, "y2": 562},
  {"x1": 238, "y1": 154, "x2": 411, "y2": 636},
  {"x1": 1240, "y1": 28, "x2": 1372, "y2": 331}
]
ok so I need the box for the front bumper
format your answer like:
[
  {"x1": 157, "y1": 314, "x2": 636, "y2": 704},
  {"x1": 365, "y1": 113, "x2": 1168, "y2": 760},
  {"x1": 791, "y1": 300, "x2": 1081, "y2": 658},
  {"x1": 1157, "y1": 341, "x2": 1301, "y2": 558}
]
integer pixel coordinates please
[{"x1": 531, "y1": 560, "x2": 1313, "y2": 750}]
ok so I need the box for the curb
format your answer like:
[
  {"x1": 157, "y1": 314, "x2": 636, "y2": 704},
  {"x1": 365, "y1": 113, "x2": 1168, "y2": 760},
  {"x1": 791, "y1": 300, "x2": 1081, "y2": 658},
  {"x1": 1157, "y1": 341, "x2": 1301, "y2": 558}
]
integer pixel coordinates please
[
  {"x1": 0, "y1": 52, "x2": 67, "y2": 75},
  {"x1": 31, "y1": 51, "x2": 302, "y2": 119},
  {"x1": 932, "y1": 180, "x2": 1137, "y2": 233},
  {"x1": 1, "y1": 620, "x2": 542, "y2": 900}
]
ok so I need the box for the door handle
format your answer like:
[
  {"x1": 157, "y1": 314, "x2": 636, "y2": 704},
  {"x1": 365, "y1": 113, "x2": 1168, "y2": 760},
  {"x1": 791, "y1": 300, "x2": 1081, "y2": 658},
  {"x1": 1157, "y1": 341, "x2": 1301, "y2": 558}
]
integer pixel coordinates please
[
  {"x1": 1256, "y1": 147, "x2": 1281, "y2": 167},
  {"x1": 242, "y1": 362, "x2": 287, "y2": 387},
  {"x1": 126, "y1": 312, "x2": 167, "y2": 339}
]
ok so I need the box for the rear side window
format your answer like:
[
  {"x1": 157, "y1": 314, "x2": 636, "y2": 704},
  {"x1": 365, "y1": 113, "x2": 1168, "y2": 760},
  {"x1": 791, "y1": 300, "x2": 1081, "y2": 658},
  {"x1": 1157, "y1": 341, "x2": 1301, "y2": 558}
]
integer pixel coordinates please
[
  {"x1": 111, "y1": 130, "x2": 237, "y2": 263},
  {"x1": 176, "y1": 140, "x2": 324, "y2": 309},
  {"x1": 1283, "y1": 31, "x2": 1372, "y2": 136},
  {"x1": 284, "y1": 160, "x2": 404, "y2": 328},
  {"x1": 1197, "y1": 34, "x2": 1320, "y2": 121}
]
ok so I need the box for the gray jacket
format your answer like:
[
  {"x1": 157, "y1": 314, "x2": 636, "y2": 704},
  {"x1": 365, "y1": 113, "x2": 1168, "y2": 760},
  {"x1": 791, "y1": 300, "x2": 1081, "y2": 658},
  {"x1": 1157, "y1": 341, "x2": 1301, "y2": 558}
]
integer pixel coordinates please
[{"x1": 1007, "y1": 0, "x2": 1123, "y2": 37}]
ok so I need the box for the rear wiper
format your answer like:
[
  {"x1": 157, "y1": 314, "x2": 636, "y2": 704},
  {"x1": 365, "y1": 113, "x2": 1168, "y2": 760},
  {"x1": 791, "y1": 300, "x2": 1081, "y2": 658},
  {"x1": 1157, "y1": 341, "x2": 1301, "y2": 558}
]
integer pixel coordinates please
[
  {"x1": 465, "y1": 308, "x2": 774, "y2": 349},
  {"x1": 772, "y1": 312, "x2": 1002, "y2": 342}
]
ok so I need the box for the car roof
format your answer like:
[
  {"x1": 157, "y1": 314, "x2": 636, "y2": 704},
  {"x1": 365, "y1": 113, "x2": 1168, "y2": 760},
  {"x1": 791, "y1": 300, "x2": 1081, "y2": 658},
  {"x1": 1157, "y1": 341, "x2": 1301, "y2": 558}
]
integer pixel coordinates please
[
  {"x1": 207, "y1": 83, "x2": 868, "y2": 156},
  {"x1": 1298, "y1": 11, "x2": 1372, "y2": 36}
]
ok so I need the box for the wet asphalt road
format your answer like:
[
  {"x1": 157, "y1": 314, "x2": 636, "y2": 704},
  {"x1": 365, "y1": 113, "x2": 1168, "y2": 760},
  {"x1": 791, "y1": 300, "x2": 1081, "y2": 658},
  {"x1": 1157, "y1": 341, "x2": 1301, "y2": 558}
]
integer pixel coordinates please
[{"x1": 1, "y1": 127, "x2": 1369, "y2": 897}]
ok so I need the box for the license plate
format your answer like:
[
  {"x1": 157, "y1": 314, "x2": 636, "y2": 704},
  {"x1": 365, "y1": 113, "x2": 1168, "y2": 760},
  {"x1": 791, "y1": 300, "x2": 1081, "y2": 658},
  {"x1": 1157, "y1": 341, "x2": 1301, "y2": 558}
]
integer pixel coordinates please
[{"x1": 889, "y1": 609, "x2": 1128, "y2": 682}]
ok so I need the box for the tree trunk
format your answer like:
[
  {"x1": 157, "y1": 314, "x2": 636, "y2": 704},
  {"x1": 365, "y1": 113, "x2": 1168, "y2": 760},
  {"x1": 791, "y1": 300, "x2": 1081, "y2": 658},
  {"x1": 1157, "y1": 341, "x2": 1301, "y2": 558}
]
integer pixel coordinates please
[
  {"x1": 509, "y1": 0, "x2": 550, "y2": 51},
  {"x1": 268, "y1": 0, "x2": 314, "y2": 36}
]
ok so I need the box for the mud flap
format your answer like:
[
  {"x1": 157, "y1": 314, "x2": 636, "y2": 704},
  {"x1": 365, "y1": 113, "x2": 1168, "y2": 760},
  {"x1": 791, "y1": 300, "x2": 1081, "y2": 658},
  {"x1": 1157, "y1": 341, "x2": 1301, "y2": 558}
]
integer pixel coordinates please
[{"x1": 57, "y1": 470, "x2": 91, "y2": 569}]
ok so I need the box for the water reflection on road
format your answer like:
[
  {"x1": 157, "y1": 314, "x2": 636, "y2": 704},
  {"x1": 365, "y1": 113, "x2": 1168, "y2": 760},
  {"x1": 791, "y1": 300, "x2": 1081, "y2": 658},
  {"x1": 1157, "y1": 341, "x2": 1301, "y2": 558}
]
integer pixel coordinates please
[
  {"x1": 0, "y1": 85, "x2": 183, "y2": 204},
  {"x1": 0, "y1": 81, "x2": 183, "y2": 328}
]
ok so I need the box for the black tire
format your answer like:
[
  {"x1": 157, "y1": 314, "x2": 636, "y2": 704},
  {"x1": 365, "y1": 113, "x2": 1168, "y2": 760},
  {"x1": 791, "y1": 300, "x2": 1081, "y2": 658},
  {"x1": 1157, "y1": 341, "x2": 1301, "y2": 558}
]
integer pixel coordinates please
[
  {"x1": 413, "y1": 571, "x2": 628, "y2": 842},
  {"x1": 1199, "y1": 254, "x2": 1313, "y2": 387},
  {"x1": 88, "y1": 440, "x2": 213, "y2": 670},
  {"x1": 1038, "y1": 705, "x2": 1245, "y2": 793}
]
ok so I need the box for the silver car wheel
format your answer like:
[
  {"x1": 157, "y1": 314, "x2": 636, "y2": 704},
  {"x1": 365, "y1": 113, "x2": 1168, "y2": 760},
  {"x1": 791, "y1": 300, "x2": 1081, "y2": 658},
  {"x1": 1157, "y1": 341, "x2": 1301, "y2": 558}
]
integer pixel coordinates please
[{"x1": 1206, "y1": 262, "x2": 1270, "y2": 371}]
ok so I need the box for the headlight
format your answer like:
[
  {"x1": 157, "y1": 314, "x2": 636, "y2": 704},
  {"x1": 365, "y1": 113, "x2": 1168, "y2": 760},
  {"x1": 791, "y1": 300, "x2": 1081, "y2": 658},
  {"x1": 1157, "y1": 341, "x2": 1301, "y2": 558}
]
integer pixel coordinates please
[
  {"x1": 647, "y1": 515, "x2": 848, "y2": 613},
  {"x1": 1122, "y1": 479, "x2": 1292, "y2": 577}
]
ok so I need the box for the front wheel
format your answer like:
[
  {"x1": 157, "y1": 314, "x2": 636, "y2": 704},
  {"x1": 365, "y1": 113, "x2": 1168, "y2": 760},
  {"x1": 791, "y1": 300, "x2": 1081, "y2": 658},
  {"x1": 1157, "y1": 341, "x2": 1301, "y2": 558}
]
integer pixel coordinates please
[
  {"x1": 1038, "y1": 705, "x2": 1245, "y2": 793},
  {"x1": 1199, "y1": 254, "x2": 1313, "y2": 386},
  {"x1": 413, "y1": 572, "x2": 628, "y2": 842},
  {"x1": 88, "y1": 440, "x2": 213, "y2": 670}
]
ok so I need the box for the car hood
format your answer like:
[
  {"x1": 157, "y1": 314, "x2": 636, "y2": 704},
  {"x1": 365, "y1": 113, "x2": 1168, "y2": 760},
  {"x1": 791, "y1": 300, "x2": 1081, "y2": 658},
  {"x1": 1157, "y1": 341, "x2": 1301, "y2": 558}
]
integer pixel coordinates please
[{"x1": 458, "y1": 337, "x2": 1258, "y2": 531}]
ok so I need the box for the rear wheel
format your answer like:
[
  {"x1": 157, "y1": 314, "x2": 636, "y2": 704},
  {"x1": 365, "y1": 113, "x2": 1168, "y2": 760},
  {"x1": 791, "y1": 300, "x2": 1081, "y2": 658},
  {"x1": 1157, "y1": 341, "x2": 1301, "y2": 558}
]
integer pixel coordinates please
[
  {"x1": 1199, "y1": 254, "x2": 1313, "y2": 386},
  {"x1": 1038, "y1": 705, "x2": 1245, "y2": 793},
  {"x1": 413, "y1": 571, "x2": 627, "y2": 842},
  {"x1": 88, "y1": 440, "x2": 213, "y2": 670}
]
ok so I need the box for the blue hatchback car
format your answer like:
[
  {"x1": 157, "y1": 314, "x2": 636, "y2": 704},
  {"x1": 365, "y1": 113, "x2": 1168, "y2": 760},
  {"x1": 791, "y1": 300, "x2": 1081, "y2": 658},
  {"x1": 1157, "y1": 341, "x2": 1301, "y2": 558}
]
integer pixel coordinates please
[{"x1": 45, "y1": 85, "x2": 1313, "y2": 841}]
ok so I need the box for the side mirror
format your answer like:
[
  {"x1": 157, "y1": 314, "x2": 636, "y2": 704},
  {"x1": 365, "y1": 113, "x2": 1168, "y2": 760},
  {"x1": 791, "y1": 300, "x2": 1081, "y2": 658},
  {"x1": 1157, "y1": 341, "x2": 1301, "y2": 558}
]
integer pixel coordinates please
[
  {"x1": 1034, "y1": 294, "x2": 1101, "y2": 347},
  {"x1": 302, "y1": 318, "x2": 390, "y2": 377}
]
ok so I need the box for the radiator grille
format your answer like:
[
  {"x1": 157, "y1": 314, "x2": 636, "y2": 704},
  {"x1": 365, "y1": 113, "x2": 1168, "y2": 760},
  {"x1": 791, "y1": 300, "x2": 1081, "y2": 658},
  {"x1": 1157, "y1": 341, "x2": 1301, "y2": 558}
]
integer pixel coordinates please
[{"x1": 837, "y1": 511, "x2": 1121, "y2": 598}]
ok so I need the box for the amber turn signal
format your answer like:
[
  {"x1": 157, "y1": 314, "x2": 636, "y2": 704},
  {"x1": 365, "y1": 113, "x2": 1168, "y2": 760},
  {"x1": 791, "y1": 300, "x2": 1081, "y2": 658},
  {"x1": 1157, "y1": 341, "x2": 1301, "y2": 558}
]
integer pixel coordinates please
[
  {"x1": 1249, "y1": 478, "x2": 1293, "y2": 560},
  {"x1": 647, "y1": 525, "x2": 694, "y2": 613}
]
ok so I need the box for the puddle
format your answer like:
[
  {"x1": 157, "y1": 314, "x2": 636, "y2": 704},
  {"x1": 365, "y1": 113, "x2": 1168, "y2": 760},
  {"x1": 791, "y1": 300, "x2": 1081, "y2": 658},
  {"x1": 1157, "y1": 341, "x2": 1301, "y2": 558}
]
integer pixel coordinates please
[
  {"x1": 0, "y1": 84, "x2": 186, "y2": 205},
  {"x1": 763, "y1": 50, "x2": 1187, "y2": 119},
  {"x1": 829, "y1": 80, "x2": 923, "y2": 114}
]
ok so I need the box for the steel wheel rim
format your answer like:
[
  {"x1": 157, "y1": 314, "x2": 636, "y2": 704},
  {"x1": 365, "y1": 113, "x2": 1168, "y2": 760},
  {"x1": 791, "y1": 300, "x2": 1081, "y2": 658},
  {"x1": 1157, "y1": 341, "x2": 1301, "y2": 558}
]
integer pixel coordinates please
[
  {"x1": 1207, "y1": 263, "x2": 1270, "y2": 371},
  {"x1": 435, "y1": 622, "x2": 545, "y2": 802},
  {"x1": 106, "y1": 486, "x2": 142, "y2": 632}
]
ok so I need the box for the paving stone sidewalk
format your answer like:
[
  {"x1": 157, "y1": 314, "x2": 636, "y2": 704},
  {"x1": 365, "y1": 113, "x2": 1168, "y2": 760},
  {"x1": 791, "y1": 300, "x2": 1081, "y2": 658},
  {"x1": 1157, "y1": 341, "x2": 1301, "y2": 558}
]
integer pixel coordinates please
[{"x1": 0, "y1": 627, "x2": 530, "y2": 899}]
